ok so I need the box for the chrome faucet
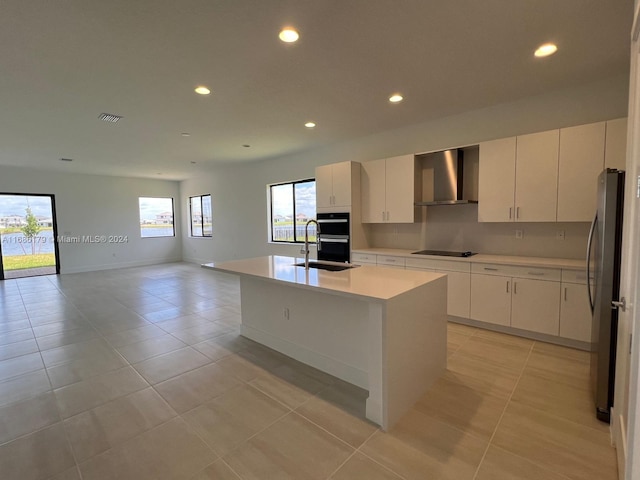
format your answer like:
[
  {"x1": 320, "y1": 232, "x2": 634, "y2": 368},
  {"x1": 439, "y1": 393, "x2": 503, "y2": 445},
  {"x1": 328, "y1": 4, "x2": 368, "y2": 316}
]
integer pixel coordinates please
[{"x1": 301, "y1": 219, "x2": 321, "y2": 270}]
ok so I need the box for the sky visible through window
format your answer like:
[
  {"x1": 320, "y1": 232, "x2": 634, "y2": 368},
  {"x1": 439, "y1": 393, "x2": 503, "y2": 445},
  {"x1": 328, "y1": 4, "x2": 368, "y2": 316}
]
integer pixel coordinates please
[
  {"x1": 271, "y1": 181, "x2": 315, "y2": 218},
  {"x1": 0, "y1": 195, "x2": 51, "y2": 217},
  {"x1": 139, "y1": 197, "x2": 174, "y2": 221}
]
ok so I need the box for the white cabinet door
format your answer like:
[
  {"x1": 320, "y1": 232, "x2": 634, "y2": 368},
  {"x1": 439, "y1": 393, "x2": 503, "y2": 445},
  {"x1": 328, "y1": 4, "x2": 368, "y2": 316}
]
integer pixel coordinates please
[
  {"x1": 560, "y1": 282, "x2": 592, "y2": 342},
  {"x1": 331, "y1": 161, "x2": 352, "y2": 208},
  {"x1": 443, "y1": 271, "x2": 471, "y2": 318},
  {"x1": 470, "y1": 274, "x2": 511, "y2": 326},
  {"x1": 515, "y1": 130, "x2": 559, "y2": 222},
  {"x1": 361, "y1": 159, "x2": 386, "y2": 223},
  {"x1": 478, "y1": 137, "x2": 516, "y2": 222},
  {"x1": 557, "y1": 122, "x2": 605, "y2": 222},
  {"x1": 385, "y1": 154, "x2": 416, "y2": 223},
  {"x1": 315, "y1": 164, "x2": 334, "y2": 209},
  {"x1": 605, "y1": 117, "x2": 628, "y2": 170},
  {"x1": 511, "y1": 278, "x2": 560, "y2": 335}
]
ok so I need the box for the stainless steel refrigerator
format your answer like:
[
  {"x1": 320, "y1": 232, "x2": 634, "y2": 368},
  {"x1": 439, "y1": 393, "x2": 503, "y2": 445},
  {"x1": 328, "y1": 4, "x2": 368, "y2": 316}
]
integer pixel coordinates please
[{"x1": 586, "y1": 168, "x2": 625, "y2": 423}]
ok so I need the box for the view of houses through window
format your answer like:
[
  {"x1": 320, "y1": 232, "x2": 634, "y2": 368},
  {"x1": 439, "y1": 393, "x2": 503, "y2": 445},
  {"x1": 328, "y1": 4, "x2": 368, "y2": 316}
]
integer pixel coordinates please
[
  {"x1": 269, "y1": 179, "x2": 316, "y2": 243},
  {"x1": 138, "y1": 197, "x2": 175, "y2": 237},
  {"x1": 190, "y1": 194, "x2": 212, "y2": 237}
]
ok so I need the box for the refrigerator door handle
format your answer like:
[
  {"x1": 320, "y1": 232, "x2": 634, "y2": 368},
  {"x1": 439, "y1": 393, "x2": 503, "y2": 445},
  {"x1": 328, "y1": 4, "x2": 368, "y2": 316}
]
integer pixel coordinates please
[
  {"x1": 586, "y1": 212, "x2": 597, "y2": 314},
  {"x1": 612, "y1": 297, "x2": 626, "y2": 312}
]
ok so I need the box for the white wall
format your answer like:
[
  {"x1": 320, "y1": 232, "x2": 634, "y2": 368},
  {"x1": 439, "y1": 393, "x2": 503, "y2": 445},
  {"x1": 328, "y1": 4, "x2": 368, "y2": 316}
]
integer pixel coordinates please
[
  {"x1": 0, "y1": 166, "x2": 182, "y2": 273},
  {"x1": 182, "y1": 74, "x2": 629, "y2": 264}
]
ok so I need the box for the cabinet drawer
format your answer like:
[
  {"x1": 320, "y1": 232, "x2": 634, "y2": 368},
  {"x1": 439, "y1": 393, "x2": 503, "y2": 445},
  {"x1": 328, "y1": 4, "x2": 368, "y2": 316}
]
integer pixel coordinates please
[
  {"x1": 472, "y1": 263, "x2": 560, "y2": 281},
  {"x1": 377, "y1": 255, "x2": 406, "y2": 267},
  {"x1": 561, "y1": 269, "x2": 592, "y2": 285},
  {"x1": 405, "y1": 257, "x2": 470, "y2": 273},
  {"x1": 352, "y1": 252, "x2": 376, "y2": 264}
]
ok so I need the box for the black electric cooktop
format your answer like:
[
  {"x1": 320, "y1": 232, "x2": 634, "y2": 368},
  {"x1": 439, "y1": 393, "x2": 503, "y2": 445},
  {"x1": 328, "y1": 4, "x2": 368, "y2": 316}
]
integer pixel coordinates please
[{"x1": 412, "y1": 250, "x2": 477, "y2": 257}]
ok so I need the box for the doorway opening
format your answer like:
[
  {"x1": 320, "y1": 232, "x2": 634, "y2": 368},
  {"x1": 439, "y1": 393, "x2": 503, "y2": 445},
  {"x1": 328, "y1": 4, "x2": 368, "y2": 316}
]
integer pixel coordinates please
[{"x1": 0, "y1": 193, "x2": 60, "y2": 280}]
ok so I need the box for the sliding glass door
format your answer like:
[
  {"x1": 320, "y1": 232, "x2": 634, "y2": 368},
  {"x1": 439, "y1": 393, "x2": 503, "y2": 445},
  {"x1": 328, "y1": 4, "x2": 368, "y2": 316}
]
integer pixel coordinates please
[{"x1": 0, "y1": 194, "x2": 60, "y2": 279}]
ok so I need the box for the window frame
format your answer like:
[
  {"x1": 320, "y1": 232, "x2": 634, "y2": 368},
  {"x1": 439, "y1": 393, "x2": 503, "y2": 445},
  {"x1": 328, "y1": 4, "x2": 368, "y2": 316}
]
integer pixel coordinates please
[
  {"x1": 138, "y1": 197, "x2": 175, "y2": 238},
  {"x1": 268, "y1": 178, "x2": 316, "y2": 244},
  {"x1": 189, "y1": 194, "x2": 212, "y2": 238}
]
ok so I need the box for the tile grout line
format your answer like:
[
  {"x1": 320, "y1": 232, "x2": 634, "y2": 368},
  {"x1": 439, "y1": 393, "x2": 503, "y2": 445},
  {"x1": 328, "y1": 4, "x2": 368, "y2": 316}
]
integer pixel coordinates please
[
  {"x1": 470, "y1": 339, "x2": 536, "y2": 480},
  {"x1": 487, "y1": 443, "x2": 576, "y2": 480},
  {"x1": 350, "y1": 429, "x2": 410, "y2": 480},
  {"x1": 19, "y1": 281, "x2": 85, "y2": 479}
]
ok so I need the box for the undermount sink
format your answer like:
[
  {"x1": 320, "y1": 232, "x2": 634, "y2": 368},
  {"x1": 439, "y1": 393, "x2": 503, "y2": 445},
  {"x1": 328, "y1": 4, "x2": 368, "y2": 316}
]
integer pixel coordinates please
[{"x1": 293, "y1": 262, "x2": 355, "y2": 272}]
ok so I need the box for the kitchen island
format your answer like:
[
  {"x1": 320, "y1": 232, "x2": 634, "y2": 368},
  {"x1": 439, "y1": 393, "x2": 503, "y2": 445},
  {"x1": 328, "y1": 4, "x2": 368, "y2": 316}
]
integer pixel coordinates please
[{"x1": 202, "y1": 255, "x2": 447, "y2": 430}]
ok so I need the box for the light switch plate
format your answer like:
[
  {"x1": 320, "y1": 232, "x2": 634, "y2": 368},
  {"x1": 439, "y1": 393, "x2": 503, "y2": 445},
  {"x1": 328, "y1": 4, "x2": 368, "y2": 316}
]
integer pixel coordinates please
[{"x1": 515, "y1": 230, "x2": 523, "y2": 239}]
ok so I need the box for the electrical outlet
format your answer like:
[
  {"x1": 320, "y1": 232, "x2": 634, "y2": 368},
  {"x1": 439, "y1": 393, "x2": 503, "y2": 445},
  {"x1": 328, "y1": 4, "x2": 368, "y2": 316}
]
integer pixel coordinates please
[
  {"x1": 556, "y1": 230, "x2": 565, "y2": 240},
  {"x1": 283, "y1": 308, "x2": 289, "y2": 320},
  {"x1": 515, "y1": 230, "x2": 523, "y2": 239}
]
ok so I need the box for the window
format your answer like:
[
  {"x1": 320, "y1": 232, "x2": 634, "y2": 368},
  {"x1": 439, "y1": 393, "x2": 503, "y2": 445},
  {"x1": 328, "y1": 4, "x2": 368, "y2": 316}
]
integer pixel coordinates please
[
  {"x1": 138, "y1": 197, "x2": 175, "y2": 237},
  {"x1": 190, "y1": 195, "x2": 212, "y2": 237},
  {"x1": 269, "y1": 179, "x2": 316, "y2": 243}
]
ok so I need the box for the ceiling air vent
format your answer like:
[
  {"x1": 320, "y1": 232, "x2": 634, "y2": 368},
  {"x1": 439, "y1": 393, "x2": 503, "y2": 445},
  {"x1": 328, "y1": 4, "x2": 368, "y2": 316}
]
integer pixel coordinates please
[{"x1": 98, "y1": 113, "x2": 123, "y2": 123}]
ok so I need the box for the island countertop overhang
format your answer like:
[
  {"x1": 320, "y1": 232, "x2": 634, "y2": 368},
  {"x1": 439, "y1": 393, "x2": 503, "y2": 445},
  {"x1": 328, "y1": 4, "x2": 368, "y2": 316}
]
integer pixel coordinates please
[{"x1": 202, "y1": 255, "x2": 446, "y2": 302}]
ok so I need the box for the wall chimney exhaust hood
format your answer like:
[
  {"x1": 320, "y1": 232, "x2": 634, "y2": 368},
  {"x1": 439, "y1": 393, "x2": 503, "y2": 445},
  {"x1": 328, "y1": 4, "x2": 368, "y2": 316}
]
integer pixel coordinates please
[{"x1": 415, "y1": 148, "x2": 478, "y2": 206}]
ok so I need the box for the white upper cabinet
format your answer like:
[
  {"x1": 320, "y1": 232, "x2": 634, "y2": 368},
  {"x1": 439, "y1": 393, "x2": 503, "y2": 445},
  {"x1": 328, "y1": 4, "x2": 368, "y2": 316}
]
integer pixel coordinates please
[
  {"x1": 361, "y1": 158, "x2": 386, "y2": 222},
  {"x1": 315, "y1": 161, "x2": 355, "y2": 211},
  {"x1": 478, "y1": 120, "x2": 626, "y2": 223},
  {"x1": 478, "y1": 130, "x2": 559, "y2": 222},
  {"x1": 315, "y1": 164, "x2": 334, "y2": 209},
  {"x1": 361, "y1": 155, "x2": 417, "y2": 223},
  {"x1": 478, "y1": 137, "x2": 516, "y2": 222},
  {"x1": 557, "y1": 122, "x2": 606, "y2": 222},
  {"x1": 605, "y1": 117, "x2": 628, "y2": 170},
  {"x1": 515, "y1": 130, "x2": 559, "y2": 222}
]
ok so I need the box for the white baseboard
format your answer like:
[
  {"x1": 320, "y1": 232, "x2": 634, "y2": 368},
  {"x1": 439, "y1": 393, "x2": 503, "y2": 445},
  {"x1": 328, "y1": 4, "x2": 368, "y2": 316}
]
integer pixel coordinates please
[{"x1": 61, "y1": 257, "x2": 183, "y2": 274}]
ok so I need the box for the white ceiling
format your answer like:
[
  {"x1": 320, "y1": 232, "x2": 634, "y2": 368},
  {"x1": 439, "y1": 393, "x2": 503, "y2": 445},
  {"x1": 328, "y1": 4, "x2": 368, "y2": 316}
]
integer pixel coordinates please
[{"x1": 0, "y1": 0, "x2": 633, "y2": 180}]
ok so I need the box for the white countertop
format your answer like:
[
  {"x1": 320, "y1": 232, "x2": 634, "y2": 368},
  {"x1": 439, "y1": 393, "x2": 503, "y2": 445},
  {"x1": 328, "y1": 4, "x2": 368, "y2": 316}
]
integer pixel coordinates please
[
  {"x1": 352, "y1": 248, "x2": 585, "y2": 270},
  {"x1": 202, "y1": 255, "x2": 445, "y2": 301}
]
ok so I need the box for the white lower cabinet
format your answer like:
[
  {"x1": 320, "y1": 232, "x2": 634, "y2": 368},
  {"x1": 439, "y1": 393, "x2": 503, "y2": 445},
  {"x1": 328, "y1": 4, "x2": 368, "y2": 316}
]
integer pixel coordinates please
[
  {"x1": 470, "y1": 263, "x2": 566, "y2": 339},
  {"x1": 559, "y1": 270, "x2": 592, "y2": 342},
  {"x1": 470, "y1": 274, "x2": 511, "y2": 326},
  {"x1": 353, "y1": 251, "x2": 589, "y2": 345},
  {"x1": 445, "y1": 271, "x2": 471, "y2": 318},
  {"x1": 405, "y1": 257, "x2": 471, "y2": 319},
  {"x1": 510, "y1": 278, "x2": 560, "y2": 335}
]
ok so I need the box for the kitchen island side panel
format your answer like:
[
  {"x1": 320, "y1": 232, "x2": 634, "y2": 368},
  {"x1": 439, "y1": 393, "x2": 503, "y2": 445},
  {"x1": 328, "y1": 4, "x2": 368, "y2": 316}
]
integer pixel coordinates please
[
  {"x1": 239, "y1": 276, "x2": 371, "y2": 388},
  {"x1": 238, "y1": 274, "x2": 447, "y2": 430},
  {"x1": 381, "y1": 276, "x2": 447, "y2": 429}
]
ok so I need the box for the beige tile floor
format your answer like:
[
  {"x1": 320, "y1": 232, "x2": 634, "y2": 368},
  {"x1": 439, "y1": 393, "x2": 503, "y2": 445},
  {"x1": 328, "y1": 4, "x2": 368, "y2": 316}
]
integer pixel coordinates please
[{"x1": 0, "y1": 263, "x2": 618, "y2": 480}]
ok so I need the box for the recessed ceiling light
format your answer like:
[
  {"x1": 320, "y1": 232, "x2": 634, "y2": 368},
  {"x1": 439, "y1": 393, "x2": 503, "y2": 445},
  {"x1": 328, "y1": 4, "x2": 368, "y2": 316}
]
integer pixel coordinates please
[
  {"x1": 279, "y1": 28, "x2": 299, "y2": 43},
  {"x1": 534, "y1": 43, "x2": 558, "y2": 58},
  {"x1": 305, "y1": 122, "x2": 316, "y2": 128},
  {"x1": 389, "y1": 94, "x2": 403, "y2": 103},
  {"x1": 242, "y1": 144, "x2": 251, "y2": 148},
  {"x1": 181, "y1": 132, "x2": 191, "y2": 137},
  {"x1": 194, "y1": 86, "x2": 211, "y2": 95}
]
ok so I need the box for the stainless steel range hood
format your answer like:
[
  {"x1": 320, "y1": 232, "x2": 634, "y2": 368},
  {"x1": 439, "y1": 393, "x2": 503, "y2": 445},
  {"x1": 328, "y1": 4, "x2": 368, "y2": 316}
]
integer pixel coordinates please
[{"x1": 415, "y1": 148, "x2": 478, "y2": 206}]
